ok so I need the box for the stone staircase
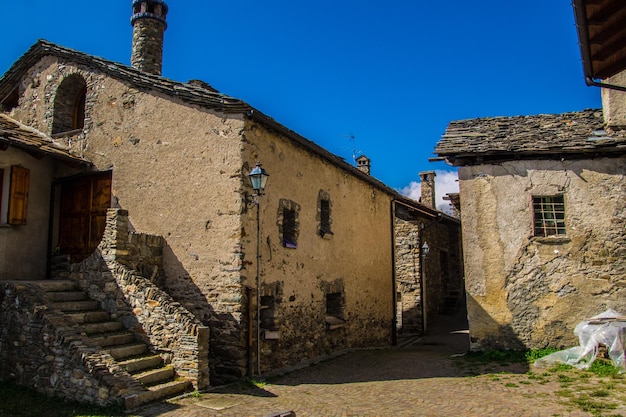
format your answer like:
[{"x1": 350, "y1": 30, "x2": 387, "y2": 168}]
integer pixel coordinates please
[{"x1": 40, "y1": 280, "x2": 193, "y2": 408}]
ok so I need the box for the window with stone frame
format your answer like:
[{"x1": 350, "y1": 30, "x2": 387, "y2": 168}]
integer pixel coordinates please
[
  {"x1": 260, "y1": 295, "x2": 277, "y2": 331},
  {"x1": 278, "y1": 199, "x2": 300, "y2": 248},
  {"x1": 317, "y1": 190, "x2": 333, "y2": 238},
  {"x1": 532, "y1": 194, "x2": 566, "y2": 237},
  {"x1": 325, "y1": 292, "x2": 346, "y2": 330},
  {"x1": 52, "y1": 74, "x2": 87, "y2": 135}
]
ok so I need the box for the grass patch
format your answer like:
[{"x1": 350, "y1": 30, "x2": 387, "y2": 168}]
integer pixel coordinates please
[
  {"x1": 0, "y1": 380, "x2": 125, "y2": 417},
  {"x1": 573, "y1": 396, "x2": 618, "y2": 414},
  {"x1": 247, "y1": 378, "x2": 269, "y2": 388}
]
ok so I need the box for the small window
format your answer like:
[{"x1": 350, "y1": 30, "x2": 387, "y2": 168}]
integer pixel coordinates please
[
  {"x1": 7, "y1": 166, "x2": 30, "y2": 225},
  {"x1": 325, "y1": 292, "x2": 346, "y2": 330},
  {"x1": 260, "y1": 295, "x2": 277, "y2": 331},
  {"x1": 318, "y1": 190, "x2": 333, "y2": 237},
  {"x1": 278, "y1": 199, "x2": 300, "y2": 248},
  {"x1": 283, "y1": 209, "x2": 297, "y2": 247},
  {"x1": 532, "y1": 195, "x2": 566, "y2": 237}
]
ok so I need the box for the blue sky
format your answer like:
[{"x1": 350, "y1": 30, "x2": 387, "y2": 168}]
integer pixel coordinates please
[{"x1": 1, "y1": 1, "x2": 602, "y2": 209}]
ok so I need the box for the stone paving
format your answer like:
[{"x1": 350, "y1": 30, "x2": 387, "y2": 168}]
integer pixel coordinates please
[{"x1": 132, "y1": 312, "x2": 626, "y2": 417}]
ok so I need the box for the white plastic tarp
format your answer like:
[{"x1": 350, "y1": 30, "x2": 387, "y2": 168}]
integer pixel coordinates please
[{"x1": 533, "y1": 309, "x2": 626, "y2": 373}]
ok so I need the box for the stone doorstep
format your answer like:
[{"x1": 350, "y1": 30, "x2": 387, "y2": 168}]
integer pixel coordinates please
[
  {"x1": 67, "y1": 310, "x2": 111, "y2": 323},
  {"x1": 29, "y1": 280, "x2": 77, "y2": 292},
  {"x1": 89, "y1": 331, "x2": 136, "y2": 347},
  {"x1": 108, "y1": 343, "x2": 148, "y2": 360},
  {"x1": 124, "y1": 379, "x2": 193, "y2": 410},
  {"x1": 81, "y1": 321, "x2": 124, "y2": 335},
  {"x1": 134, "y1": 365, "x2": 175, "y2": 386},
  {"x1": 43, "y1": 290, "x2": 88, "y2": 302},
  {"x1": 119, "y1": 355, "x2": 164, "y2": 373},
  {"x1": 50, "y1": 300, "x2": 100, "y2": 311}
]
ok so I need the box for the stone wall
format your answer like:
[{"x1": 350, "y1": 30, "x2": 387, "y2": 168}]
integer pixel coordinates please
[
  {"x1": 70, "y1": 208, "x2": 210, "y2": 388},
  {"x1": 394, "y1": 206, "x2": 464, "y2": 335},
  {"x1": 0, "y1": 281, "x2": 140, "y2": 406},
  {"x1": 459, "y1": 158, "x2": 626, "y2": 350}
]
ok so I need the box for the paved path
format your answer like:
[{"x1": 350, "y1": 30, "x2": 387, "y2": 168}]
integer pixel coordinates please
[{"x1": 133, "y1": 311, "x2": 625, "y2": 417}]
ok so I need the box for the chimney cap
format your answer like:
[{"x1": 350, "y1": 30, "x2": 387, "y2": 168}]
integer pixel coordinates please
[{"x1": 131, "y1": 0, "x2": 168, "y2": 26}]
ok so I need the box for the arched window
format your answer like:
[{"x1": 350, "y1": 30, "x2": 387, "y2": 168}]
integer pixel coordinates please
[{"x1": 52, "y1": 74, "x2": 87, "y2": 135}]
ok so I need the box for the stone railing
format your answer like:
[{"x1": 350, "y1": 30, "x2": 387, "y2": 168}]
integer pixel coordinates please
[
  {"x1": 69, "y1": 208, "x2": 209, "y2": 389},
  {"x1": 0, "y1": 281, "x2": 140, "y2": 406}
]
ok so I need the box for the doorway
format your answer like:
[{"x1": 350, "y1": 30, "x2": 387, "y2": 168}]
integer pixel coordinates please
[{"x1": 58, "y1": 171, "x2": 112, "y2": 262}]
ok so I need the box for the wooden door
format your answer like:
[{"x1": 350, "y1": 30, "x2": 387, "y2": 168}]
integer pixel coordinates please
[{"x1": 58, "y1": 172, "x2": 112, "y2": 262}]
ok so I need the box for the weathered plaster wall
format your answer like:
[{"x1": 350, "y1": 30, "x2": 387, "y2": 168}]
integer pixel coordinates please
[
  {"x1": 459, "y1": 158, "x2": 626, "y2": 350},
  {"x1": 242, "y1": 121, "x2": 394, "y2": 372},
  {"x1": 0, "y1": 147, "x2": 54, "y2": 280}
]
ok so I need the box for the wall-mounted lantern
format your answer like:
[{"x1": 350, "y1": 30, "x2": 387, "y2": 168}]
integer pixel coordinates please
[{"x1": 248, "y1": 162, "x2": 269, "y2": 195}]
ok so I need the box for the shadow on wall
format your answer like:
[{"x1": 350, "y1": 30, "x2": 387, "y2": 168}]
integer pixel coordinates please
[
  {"x1": 466, "y1": 294, "x2": 527, "y2": 353},
  {"x1": 161, "y1": 243, "x2": 247, "y2": 386}
]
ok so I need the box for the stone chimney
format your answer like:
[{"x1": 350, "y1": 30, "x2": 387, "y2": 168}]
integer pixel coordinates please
[
  {"x1": 601, "y1": 70, "x2": 626, "y2": 128},
  {"x1": 356, "y1": 155, "x2": 371, "y2": 175},
  {"x1": 131, "y1": 0, "x2": 168, "y2": 75},
  {"x1": 419, "y1": 171, "x2": 436, "y2": 209}
]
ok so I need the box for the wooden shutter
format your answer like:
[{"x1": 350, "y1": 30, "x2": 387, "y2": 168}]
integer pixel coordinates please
[{"x1": 8, "y1": 166, "x2": 30, "y2": 225}]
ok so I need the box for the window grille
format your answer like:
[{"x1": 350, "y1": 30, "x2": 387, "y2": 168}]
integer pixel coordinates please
[{"x1": 532, "y1": 195, "x2": 566, "y2": 237}]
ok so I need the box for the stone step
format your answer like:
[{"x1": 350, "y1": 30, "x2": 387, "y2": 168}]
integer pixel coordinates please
[
  {"x1": 124, "y1": 379, "x2": 192, "y2": 410},
  {"x1": 109, "y1": 343, "x2": 148, "y2": 361},
  {"x1": 89, "y1": 331, "x2": 136, "y2": 347},
  {"x1": 35, "y1": 280, "x2": 77, "y2": 292},
  {"x1": 44, "y1": 291, "x2": 88, "y2": 302},
  {"x1": 119, "y1": 355, "x2": 163, "y2": 374},
  {"x1": 134, "y1": 365, "x2": 175, "y2": 386},
  {"x1": 51, "y1": 300, "x2": 100, "y2": 312},
  {"x1": 67, "y1": 311, "x2": 111, "y2": 324},
  {"x1": 81, "y1": 321, "x2": 124, "y2": 335}
]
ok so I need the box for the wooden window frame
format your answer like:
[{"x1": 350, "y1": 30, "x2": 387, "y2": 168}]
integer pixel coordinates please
[{"x1": 532, "y1": 194, "x2": 566, "y2": 237}]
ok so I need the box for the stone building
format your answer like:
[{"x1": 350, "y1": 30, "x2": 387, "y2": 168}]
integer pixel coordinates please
[
  {"x1": 432, "y1": 0, "x2": 626, "y2": 352},
  {"x1": 435, "y1": 109, "x2": 626, "y2": 351},
  {"x1": 393, "y1": 173, "x2": 464, "y2": 336},
  {"x1": 0, "y1": 0, "x2": 461, "y2": 407}
]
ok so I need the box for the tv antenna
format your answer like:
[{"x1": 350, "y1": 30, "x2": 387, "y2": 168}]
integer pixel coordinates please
[{"x1": 342, "y1": 133, "x2": 361, "y2": 162}]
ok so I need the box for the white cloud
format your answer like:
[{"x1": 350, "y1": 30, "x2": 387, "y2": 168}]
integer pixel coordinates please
[{"x1": 398, "y1": 170, "x2": 459, "y2": 215}]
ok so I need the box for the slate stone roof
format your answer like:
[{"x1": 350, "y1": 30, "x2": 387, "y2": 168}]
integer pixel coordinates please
[
  {"x1": 435, "y1": 109, "x2": 626, "y2": 166},
  {"x1": 0, "y1": 114, "x2": 90, "y2": 165}
]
